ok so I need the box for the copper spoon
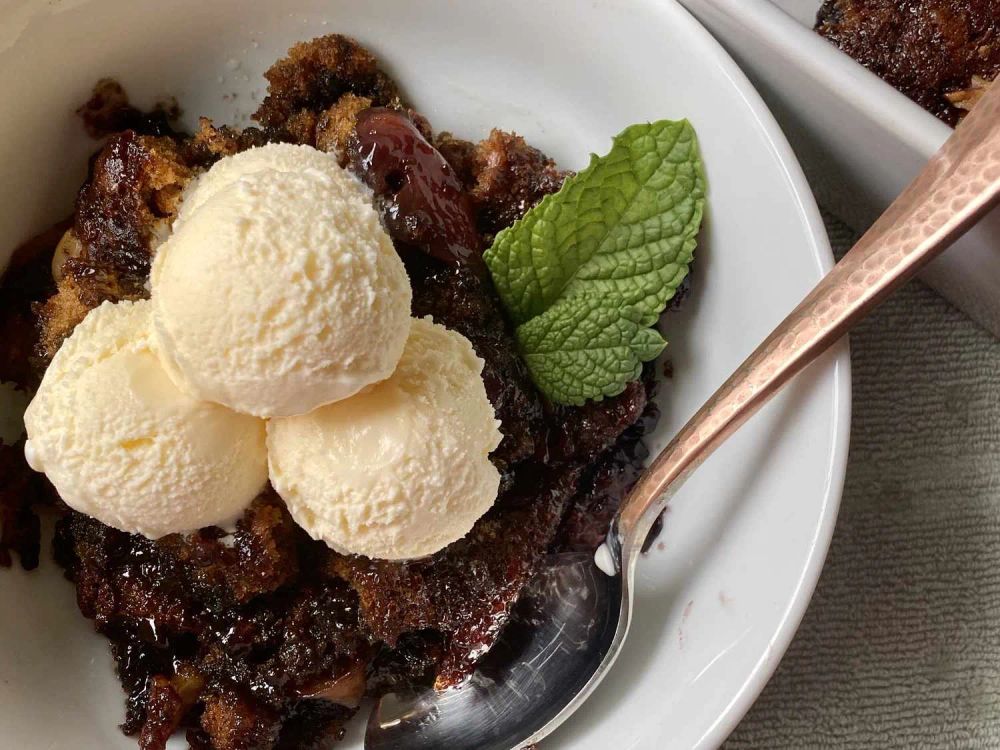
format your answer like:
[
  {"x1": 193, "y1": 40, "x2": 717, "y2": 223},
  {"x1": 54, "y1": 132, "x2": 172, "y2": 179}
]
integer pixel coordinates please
[{"x1": 366, "y1": 79, "x2": 1000, "y2": 750}]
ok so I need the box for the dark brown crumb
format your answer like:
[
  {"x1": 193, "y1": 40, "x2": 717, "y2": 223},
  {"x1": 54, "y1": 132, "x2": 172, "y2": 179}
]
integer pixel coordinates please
[
  {"x1": 555, "y1": 388, "x2": 660, "y2": 553},
  {"x1": 281, "y1": 110, "x2": 320, "y2": 147},
  {"x1": 274, "y1": 700, "x2": 355, "y2": 749},
  {"x1": 34, "y1": 260, "x2": 147, "y2": 361},
  {"x1": 77, "y1": 78, "x2": 181, "y2": 139},
  {"x1": 548, "y1": 380, "x2": 650, "y2": 463},
  {"x1": 138, "y1": 675, "x2": 190, "y2": 750},
  {"x1": 816, "y1": 0, "x2": 1000, "y2": 125},
  {"x1": 198, "y1": 691, "x2": 279, "y2": 750},
  {"x1": 434, "y1": 132, "x2": 478, "y2": 186},
  {"x1": 315, "y1": 93, "x2": 373, "y2": 160},
  {"x1": 186, "y1": 118, "x2": 269, "y2": 166},
  {"x1": 253, "y1": 34, "x2": 402, "y2": 134},
  {"x1": 365, "y1": 632, "x2": 444, "y2": 694},
  {"x1": 155, "y1": 493, "x2": 301, "y2": 608},
  {"x1": 469, "y1": 129, "x2": 569, "y2": 236},
  {"x1": 33, "y1": 131, "x2": 195, "y2": 362},
  {"x1": 54, "y1": 495, "x2": 369, "y2": 749}
]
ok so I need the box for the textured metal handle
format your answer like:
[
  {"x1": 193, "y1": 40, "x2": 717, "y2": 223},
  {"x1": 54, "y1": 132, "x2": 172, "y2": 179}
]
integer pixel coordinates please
[{"x1": 615, "y1": 81, "x2": 1000, "y2": 552}]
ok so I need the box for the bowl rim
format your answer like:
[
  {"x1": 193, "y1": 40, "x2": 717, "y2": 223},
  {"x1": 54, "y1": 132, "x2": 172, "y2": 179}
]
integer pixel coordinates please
[{"x1": 666, "y1": 2, "x2": 852, "y2": 746}]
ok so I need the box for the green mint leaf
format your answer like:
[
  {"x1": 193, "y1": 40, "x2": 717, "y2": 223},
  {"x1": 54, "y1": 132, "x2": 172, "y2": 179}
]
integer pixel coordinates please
[
  {"x1": 482, "y1": 119, "x2": 705, "y2": 405},
  {"x1": 517, "y1": 294, "x2": 667, "y2": 407},
  {"x1": 484, "y1": 120, "x2": 705, "y2": 327}
]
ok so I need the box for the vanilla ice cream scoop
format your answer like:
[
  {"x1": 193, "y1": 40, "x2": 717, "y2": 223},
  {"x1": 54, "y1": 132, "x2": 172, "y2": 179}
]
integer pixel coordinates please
[
  {"x1": 23, "y1": 300, "x2": 267, "y2": 538},
  {"x1": 151, "y1": 143, "x2": 412, "y2": 418},
  {"x1": 268, "y1": 317, "x2": 503, "y2": 560}
]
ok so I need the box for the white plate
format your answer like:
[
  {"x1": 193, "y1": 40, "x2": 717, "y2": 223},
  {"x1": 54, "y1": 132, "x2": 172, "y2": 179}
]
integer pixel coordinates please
[
  {"x1": 680, "y1": 0, "x2": 1000, "y2": 338},
  {"x1": 0, "y1": 1, "x2": 850, "y2": 748}
]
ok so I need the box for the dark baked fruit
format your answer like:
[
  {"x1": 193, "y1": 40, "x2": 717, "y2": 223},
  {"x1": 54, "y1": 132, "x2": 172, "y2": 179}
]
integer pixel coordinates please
[
  {"x1": 347, "y1": 107, "x2": 483, "y2": 266},
  {"x1": 75, "y1": 131, "x2": 192, "y2": 278},
  {"x1": 816, "y1": 0, "x2": 1000, "y2": 125}
]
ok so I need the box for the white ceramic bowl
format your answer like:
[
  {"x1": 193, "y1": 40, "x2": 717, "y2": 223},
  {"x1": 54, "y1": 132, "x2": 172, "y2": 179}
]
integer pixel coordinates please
[
  {"x1": 680, "y1": 0, "x2": 1000, "y2": 338},
  {"x1": 0, "y1": 1, "x2": 850, "y2": 748}
]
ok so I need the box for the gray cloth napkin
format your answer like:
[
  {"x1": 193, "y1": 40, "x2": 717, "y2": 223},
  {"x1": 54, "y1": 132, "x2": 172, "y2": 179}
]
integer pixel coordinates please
[{"x1": 725, "y1": 213, "x2": 1000, "y2": 749}]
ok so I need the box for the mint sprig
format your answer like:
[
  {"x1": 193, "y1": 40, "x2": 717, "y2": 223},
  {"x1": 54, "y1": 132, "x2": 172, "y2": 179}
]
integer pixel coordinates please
[
  {"x1": 518, "y1": 294, "x2": 666, "y2": 406},
  {"x1": 484, "y1": 120, "x2": 706, "y2": 405}
]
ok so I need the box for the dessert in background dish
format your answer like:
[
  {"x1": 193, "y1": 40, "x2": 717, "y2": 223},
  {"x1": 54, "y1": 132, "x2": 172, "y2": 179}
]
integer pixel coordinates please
[
  {"x1": 816, "y1": 0, "x2": 999, "y2": 125},
  {"x1": 0, "y1": 33, "x2": 703, "y2": 750}
]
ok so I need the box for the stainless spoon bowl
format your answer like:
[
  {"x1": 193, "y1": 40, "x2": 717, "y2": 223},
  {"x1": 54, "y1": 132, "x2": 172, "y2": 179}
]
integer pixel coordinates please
[
  {"x1": 367, "y1": 80, "x2": 1000, "y2": 750},
  {"x1": 367, "y1": 553, "x2": 621, "y2": 749}
]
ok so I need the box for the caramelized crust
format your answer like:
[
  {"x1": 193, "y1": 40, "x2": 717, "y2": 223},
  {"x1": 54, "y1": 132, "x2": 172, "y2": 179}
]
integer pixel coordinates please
[
  {"x1": 554, "y1": 379, "x2": 660, "y2": 553},
  {"x1": 35, "y1": 260, "x2": 146, "y2": 361},
  {"x1": 253, "y1": 34, "x2": 401, "y2": 132},
  {"x1": 432, "y1": 129, "x2": 569, "y2": 237},
  {"x1": 816, "y1": 0, "x2": 1000, "y2": 125},
  {"x1": 433, "y1": 132, "x2": 478, "y2": 186},
  {"x1": 549, "y1": 380, "x2": 650, "y2": 463},
  {"x1": 187, "y1": 118, "x2": 269, "y2": 165},
  {"x1": 469, "y1": 130, "x2": 568, "y2": 235},
  {"x1": 139, "y1": 675, "x2": 191, "y2": 750},
  {"x1": 198, "y1": 691, "x2": 279, "y2": 750},
  {"x1": 54, "y1": 496, "x2": 368, "y2": 749},
  {"x1": 155, "y1": 493, "x2": 301, "y2": 608},
  {"x1": 315, "y1": 93, "x2": 373, "y2": 160},
  {"x1": 34, "y1": 132, "x2": 194, "y2": 361}
]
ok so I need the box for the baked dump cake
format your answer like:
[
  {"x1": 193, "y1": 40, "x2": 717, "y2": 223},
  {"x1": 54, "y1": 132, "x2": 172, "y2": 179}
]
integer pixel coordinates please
[
  {"x1": 0, "y1": 34, "x2": 704, "y2": 749},
  {"x1": 816, "y1": 0, "x2": 999, "y2": 125}
]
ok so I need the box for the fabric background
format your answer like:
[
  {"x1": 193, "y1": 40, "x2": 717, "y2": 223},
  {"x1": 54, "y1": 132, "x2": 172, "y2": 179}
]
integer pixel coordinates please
[{"x1": 725, "y1": 214, "x2": 1000, "y2": 748}]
